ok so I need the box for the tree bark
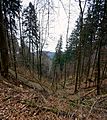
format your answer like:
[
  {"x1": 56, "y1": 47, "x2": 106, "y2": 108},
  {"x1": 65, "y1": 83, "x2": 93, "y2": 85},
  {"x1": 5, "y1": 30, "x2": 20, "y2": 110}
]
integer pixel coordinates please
[{"x1": 0, "y1": 2, "x2": 8, "y2": 78}]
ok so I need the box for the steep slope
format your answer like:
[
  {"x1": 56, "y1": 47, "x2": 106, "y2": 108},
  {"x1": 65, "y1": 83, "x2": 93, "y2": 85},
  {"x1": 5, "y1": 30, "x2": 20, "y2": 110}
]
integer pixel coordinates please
[{"x1": 0, "y1": 74, "x2": 107, "y2": 120}]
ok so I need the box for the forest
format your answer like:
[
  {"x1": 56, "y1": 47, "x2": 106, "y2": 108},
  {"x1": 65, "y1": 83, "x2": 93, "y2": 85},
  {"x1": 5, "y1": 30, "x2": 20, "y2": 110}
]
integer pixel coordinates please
[{"x1": 0, "y1": 0, "x2": 107, "y2": 119}]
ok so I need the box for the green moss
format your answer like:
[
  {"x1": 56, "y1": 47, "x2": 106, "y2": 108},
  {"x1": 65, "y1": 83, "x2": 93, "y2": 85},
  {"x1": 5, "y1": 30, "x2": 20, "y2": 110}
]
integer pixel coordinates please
[
  {"x1": 21, "y1": 99, "x2": 37, "y2": 107},
  {"x1": 51, "y1": 107, "x2": 58, "y2": 114},
  {"x1": 69, "y1": 100, "x2": 77, "y2": 108}
]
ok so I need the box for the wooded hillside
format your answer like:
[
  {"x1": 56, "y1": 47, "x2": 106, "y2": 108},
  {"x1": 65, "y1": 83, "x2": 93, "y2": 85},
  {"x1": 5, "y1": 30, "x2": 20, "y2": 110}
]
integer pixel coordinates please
[{"x1": 0, "y1": 0, "x2": 107, "y2": 119}]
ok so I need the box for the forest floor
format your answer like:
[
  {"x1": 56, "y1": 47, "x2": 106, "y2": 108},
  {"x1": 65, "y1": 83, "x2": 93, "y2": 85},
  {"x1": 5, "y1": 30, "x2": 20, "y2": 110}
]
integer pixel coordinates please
[{"x1": 0, "y1": 70, "x2": 107, "y2": 120}]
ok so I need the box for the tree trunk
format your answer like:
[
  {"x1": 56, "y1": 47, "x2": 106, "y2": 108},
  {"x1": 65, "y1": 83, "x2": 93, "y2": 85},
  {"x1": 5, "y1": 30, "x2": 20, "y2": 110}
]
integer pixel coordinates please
[
  {"x1": 0, "y1": 2, "x2": 8, "y2": 78},
  {"x1": 10, "y1": 15, "x2": 17, "y2": 80},
  {"x1": 74, "y1": 0, "x2": 84, "y2": 93},
  {"x1": 39, "y1": 49, "x2": 42, "y2": 81},
  {"x1": 63, "y1": 62, "x2": 66, "y2": 89},
  {"x1": 97, "y1": 40, "x2": 101, "y2": 95},
  {"x1": 19, "y1": 11, "x2": 25, "y2": 64}
]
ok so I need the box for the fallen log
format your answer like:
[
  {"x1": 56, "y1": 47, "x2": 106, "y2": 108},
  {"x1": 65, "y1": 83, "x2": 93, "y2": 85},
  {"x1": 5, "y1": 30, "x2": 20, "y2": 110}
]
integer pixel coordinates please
[
  {"x1": 81, "y1": 88, "x2": 96, "y2": 99},
  {"x1": 9, "y1": 69, "x2": 51, "y2": 96}
]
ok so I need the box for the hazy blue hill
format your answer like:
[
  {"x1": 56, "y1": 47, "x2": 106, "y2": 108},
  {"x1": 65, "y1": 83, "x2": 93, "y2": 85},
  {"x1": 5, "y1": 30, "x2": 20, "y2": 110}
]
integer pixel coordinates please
[{"x1": 43, "y1": 51, "x2": 55, "y2": 59}]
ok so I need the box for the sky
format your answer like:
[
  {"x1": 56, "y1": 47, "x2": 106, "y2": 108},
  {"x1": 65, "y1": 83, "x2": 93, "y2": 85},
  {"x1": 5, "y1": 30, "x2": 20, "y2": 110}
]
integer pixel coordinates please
[{"x1": 22, "y1": 0, "x2": 80, "y2": 52}]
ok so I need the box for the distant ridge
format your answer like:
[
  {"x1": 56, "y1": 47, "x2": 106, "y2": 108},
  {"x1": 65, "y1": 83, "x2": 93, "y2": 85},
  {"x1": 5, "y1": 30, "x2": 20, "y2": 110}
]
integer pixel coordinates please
[{"x1": 43, "y1": 51, "x2": 55, "y2": 59}]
